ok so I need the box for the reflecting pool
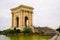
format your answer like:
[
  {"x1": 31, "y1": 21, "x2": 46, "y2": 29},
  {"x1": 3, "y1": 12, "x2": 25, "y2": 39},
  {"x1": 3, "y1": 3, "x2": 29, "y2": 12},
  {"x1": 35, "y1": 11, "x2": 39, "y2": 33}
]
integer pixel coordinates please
[{"x1": 0, "y1": 34, "x2": 51, "y2": 40}]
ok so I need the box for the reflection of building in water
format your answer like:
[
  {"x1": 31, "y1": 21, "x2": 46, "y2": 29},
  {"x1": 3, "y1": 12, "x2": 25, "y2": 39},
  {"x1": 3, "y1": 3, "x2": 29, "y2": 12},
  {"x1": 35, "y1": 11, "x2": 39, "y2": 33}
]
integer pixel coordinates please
[{"x1": 11, "y1": 5, "x2": 34, "y2": 31}]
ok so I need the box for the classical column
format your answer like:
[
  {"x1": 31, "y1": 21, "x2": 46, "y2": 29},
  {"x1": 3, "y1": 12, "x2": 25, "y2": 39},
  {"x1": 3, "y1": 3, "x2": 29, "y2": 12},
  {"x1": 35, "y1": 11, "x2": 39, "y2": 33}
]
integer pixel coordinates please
[
  {"x1": 19, "y1": 12, "x2": 21, "y2": 28},
  {"x1": 22, "y1": 10, "x2": 25, "y2": 28},
  {"x1": 28, "y1": 11, "x2": 33, "y2": 27},
  {"x1": 21, "y1": 10, "x2": 23, "y2": 26},
  {"x1": 19, "y1": 10, "x2": 23, "y2": 30},
  {"x1": 20, "y1": 10, "x2": 23, "y2": 27},
  {"x1": 31, "y1": 12, "x2": 33, "y2": 26},
  {"x1": 12, "y1": 12, "x2": 14, "y2": 27},
  {"x1": 14, "y1": 14, "x2": 16, "y2": 28}
]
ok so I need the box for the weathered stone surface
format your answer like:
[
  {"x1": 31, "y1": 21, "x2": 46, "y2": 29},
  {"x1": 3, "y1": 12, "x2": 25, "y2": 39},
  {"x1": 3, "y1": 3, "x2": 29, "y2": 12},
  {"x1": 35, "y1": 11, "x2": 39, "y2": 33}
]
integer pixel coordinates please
[
  {"x1": 11, "y1": 5, "x2": 34, "y2": 31},
  {"x1": 33, "y1": 26, "x2": 56, "y2": 36}
]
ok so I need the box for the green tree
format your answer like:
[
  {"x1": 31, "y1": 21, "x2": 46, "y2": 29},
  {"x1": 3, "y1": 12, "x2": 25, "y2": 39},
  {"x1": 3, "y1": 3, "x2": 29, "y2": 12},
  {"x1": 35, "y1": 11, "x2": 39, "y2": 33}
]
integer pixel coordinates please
[{"x1": 56, "y1": 26, "x2": 60, "y2": 33}]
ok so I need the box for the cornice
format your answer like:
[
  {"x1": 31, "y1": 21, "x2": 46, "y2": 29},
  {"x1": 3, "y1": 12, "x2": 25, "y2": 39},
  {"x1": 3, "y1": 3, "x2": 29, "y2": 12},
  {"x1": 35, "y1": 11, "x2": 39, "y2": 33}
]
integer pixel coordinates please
[{"x1": 11, "y1": 5, "x2": 34, "y2": 11}]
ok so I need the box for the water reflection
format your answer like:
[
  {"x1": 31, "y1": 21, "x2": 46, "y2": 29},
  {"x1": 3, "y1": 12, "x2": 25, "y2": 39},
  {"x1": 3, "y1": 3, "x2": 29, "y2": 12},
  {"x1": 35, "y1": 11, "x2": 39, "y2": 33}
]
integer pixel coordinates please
[
  {"x1": 0, "y1": 35, "x2": 10, "y2": 40},
  {"x1": 0, "y1": 35, "x2": 51, "y2": 40}
]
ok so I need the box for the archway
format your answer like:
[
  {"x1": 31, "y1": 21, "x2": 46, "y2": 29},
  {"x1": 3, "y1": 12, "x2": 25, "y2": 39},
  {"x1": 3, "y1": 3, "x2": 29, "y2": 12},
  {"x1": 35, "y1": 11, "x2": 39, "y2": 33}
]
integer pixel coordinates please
[
  {"x1": 25, "y1": 16, "x2": 28, "y2": 27},
  {"x1": 16, "y1": 17, "x2": 19, "y2": 27}
]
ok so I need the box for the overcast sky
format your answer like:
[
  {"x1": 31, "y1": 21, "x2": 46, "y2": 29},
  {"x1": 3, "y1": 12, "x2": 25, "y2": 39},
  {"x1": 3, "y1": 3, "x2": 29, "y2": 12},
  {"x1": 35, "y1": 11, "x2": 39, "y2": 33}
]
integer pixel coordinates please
[{"x1": 0, "y1": 0, "x2": 60, "y2": 30}]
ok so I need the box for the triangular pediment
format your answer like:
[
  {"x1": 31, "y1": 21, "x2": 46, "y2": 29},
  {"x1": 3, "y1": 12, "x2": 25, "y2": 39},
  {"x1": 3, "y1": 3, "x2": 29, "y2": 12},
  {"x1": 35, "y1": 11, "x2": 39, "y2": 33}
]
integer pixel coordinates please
[{"x1": 11, "y1": 5, "x2": 34, "y2": 11}]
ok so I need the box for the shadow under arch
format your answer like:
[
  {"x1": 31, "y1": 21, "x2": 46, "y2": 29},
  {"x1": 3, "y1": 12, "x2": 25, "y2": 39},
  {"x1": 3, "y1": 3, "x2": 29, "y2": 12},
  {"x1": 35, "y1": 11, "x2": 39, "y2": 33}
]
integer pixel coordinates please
[
  {"x1": 25, "y1": 16, "x2": 28, "y2": 27},
  {"x1": 16, "y1": 17, "x2": 19, "y2": 28}
]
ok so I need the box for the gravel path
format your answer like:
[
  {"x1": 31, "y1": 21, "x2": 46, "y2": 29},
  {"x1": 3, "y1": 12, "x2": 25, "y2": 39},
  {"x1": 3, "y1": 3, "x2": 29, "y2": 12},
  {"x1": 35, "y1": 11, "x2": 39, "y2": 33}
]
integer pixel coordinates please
[{"x1": 50, "y1": 34, "x2": 60, "y2": 40}]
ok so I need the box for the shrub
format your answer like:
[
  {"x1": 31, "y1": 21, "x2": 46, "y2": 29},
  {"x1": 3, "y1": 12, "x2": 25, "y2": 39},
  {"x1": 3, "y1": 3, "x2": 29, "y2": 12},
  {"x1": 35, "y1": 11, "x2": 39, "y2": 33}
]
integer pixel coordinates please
[
  {"x1": 23, "y1": 28, "x2": 32, "y2": 33},
  {"x1": 56, "y1": 26, "x2": 60, "y2": 33},
  {"x1": 14, "y1": 29, "x2": 20, "y2": 33},
  {"x1": 2, "y1": 28, "x2": 21, "y2": 34}
]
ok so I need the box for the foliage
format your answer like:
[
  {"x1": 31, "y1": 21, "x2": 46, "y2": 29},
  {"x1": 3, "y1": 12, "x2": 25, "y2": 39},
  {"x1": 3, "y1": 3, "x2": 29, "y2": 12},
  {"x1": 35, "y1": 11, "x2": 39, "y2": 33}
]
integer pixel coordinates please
[
  {"x1": 23, "y1": 28, "x2": 32, "y2": 33},
  {"x1": 56, "y1": 26, "x2": 60, "y2": 33},
  {"x1": 0, "y1": 31, "x2": 3, "y2": 34},
  {"x1": 14, "y1": 29, "x2": 20, "y2": 33},
  {"x1": 2, "y1": 28, "x2": 20, "y2": 34}
]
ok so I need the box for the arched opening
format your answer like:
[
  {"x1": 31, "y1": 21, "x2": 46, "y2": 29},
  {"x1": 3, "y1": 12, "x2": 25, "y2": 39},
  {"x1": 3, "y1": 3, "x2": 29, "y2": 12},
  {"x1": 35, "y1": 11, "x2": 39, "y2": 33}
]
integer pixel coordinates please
[
  {"x1": 16, "y1": 17, "x2": 19, "y2": 28},
  {"x1": 25, "y1": 16, "x2": 28, "y2": 27}
]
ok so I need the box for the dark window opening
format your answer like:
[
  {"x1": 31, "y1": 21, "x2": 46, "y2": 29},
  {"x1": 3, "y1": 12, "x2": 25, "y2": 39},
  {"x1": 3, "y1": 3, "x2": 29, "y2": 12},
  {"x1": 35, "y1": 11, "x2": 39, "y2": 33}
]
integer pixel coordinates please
[
  {"x1": 25, "y1": 16, "x2": 28, "y2": 27},
  {"x1": 16, "y1": 17, "x2": 19, "y2": 27}
]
